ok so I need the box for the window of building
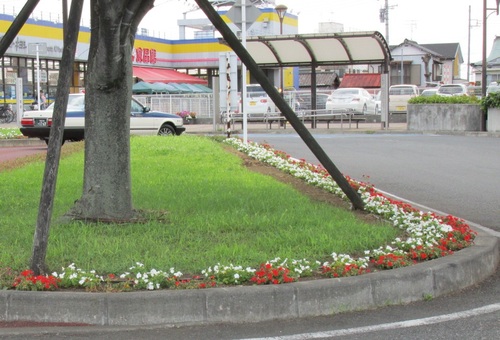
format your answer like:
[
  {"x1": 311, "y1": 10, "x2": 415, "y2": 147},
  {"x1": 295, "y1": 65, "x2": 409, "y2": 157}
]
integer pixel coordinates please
[{"x1": 433, "y1": 63, "x2": 443, "y2": 82}]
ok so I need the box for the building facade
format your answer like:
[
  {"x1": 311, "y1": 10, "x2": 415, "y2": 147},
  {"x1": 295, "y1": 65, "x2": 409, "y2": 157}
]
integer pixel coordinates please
[{"x1": 0, "y1": 6, "x2": 298, "y2": 107}]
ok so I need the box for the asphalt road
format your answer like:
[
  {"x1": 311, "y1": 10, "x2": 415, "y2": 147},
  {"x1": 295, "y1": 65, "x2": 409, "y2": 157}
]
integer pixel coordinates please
[
  {"x1": 0, "y1": 133, "x2": 498, "y2": 339},
  {"x1": 249, "y1": 133, "x2": 500, "y2": 233}
]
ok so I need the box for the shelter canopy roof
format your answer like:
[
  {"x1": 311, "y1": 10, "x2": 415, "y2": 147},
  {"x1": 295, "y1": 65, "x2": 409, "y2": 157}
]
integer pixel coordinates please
[{"x1": 240, "y1": 31, "x2": 391, "y2": 68}]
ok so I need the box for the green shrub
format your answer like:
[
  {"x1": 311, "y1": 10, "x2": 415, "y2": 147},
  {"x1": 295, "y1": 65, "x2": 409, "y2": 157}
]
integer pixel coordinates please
[
  {"x1": 480, "y1": 92, "x2": 500, "y2": 112},
  {"x1": 408, "y1": 95, "x2": 480, "y2": 105}
]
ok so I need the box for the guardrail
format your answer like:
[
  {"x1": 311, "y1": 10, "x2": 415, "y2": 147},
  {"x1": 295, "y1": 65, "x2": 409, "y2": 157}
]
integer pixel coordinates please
[{"x1": 229, "y1": 109, "x2": 366, "y2": 130}]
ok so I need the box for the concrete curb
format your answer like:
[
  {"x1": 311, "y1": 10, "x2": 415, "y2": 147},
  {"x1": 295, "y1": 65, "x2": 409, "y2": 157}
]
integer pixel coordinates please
[
  {"x1": 0, "y1": 229, "x2": 497, "y2": 326},
  {"x1": 0, "y1": 138, "x2": 45, "y2": 147}
]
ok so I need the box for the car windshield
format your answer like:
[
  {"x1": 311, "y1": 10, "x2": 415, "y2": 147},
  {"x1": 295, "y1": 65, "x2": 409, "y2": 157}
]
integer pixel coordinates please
[
  {"x1": 389, "y1": 87, "x2": 415, "y2": 95},
  {"x1": 45, "y1": 94, "x2": 85, "y2": 111},
  {"x1": 439, "y1": 86, "x2": 464, "y2": 94},
  {"x1": 131, "y1": 98, "x2": 145, "y2": 113}
]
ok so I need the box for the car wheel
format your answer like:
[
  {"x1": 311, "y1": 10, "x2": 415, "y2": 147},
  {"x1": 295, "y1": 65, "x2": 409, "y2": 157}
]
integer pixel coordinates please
[{"x1": 158, "y1": 124, "x2": 175, "y2": 136}]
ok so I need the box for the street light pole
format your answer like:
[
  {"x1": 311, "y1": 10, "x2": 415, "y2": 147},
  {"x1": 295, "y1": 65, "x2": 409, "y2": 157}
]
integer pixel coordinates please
[{"x1": 275, "y1": 4, "x2": 287, "y2": 96}]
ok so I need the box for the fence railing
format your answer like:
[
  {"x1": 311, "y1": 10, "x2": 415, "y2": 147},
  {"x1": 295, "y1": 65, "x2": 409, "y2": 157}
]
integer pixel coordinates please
[
  {"x1": 133, "y1": 90, "x2": 336, "y2": 120},
  {"x1": 134, "y1": 94, "x2": 214, "y2": 119}
]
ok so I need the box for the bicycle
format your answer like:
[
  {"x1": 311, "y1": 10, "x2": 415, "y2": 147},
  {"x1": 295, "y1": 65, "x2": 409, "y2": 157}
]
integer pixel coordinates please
[{"x1": 0, "y1": 104, "x2": 15, "y2": 124}]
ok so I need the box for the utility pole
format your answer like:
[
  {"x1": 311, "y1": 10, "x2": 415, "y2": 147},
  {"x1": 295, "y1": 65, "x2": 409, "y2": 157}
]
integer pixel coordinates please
[
  {"x1": 468, "y1": 6, "x2": 481, "y2": 83},
  {"x1": 379, "y1": 0, "x2": 396, "y2": 45}
]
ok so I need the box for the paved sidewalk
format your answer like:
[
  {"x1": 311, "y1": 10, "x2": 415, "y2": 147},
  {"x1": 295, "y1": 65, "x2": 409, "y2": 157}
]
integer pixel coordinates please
[{"x1": 184, "y1": 121, "x2": 407, "y2": 134}]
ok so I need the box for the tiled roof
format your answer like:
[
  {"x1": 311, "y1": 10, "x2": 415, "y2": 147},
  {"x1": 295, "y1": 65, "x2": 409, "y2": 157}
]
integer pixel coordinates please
[
  {"x1": 339, "y1": 73, "x2": 381, "y2": 88},
  {"x1": 420, "y1": 43, "x2": 462, "y2": 61},
  {"x1": 299, "y1": 72, "x2": 338, "y2": 88}
]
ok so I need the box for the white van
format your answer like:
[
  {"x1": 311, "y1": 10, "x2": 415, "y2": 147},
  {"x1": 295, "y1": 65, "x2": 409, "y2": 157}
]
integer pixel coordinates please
[{"x1": 389, "y1": 84, "x2": 419, "y2": 114}]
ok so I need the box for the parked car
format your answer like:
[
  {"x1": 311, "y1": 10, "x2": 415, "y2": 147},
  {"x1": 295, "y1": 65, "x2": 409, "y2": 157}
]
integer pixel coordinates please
[
  {"x1": 240, "y1": 84, "x2": 276, "y2": 117},
  {"x1": 374, "y1": 91, "x2": 381, "y2": 114},
  {"x1": 486, "y1": 82, "x2": 500, "y2": 95},
  {"x1": 437, "y1": 84, "x2": 468, "y2": 97},
  {"x1": 388, "y1": 84, "x2": 419, "y2": 114},
  {"x1": 420, "y1": 88, "x2": 439, "y2": 97},
  {"x1": 325, "y1": 88, "x2": 376, "y2": 114},
  {"x1": 294, "y1": 92, "x2": 329, "y2": 111},
  {"x1": 20, "y1": 94, "x2": 185, "y2": 143}
]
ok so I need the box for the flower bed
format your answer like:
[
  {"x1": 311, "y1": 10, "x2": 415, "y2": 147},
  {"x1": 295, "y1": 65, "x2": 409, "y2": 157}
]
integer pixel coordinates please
[
  {"x1": 0, "y1": 127, "x2": 23, "y2": 139},
  {"x1": 8, "y1": 138, "x2": 476, "y2": 291}
]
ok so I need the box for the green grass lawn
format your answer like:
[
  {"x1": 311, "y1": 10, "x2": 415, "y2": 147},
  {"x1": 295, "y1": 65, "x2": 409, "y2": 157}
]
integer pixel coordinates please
[{"x1": 0, "y1": 135, "x2": 400, "y2": 276}]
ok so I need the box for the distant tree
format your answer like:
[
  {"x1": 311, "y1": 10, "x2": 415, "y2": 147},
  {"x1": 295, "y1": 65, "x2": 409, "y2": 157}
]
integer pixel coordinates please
[{"x1": 68, "y1": 0, "x2": 154, "y2": 221}]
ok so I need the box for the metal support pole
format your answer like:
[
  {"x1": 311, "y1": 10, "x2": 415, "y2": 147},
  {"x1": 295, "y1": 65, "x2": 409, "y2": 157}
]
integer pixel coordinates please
[{"x1": 0, "y1": 0, "x2": 40, "y2": 57}]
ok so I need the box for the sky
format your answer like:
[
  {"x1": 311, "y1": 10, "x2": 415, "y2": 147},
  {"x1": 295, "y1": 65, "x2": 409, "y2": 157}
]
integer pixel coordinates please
[{"x1": 2, "y1": 0, "x2": 499, "y2": 78}]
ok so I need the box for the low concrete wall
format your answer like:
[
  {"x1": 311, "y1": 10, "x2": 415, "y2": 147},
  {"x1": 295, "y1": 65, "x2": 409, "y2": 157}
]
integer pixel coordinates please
[
  {"x1": 407, "y1": 104, "x2": 483, "y2": 131},
  {"x1": 487, "y1": 108, "x2": 500, "y2": 132}
]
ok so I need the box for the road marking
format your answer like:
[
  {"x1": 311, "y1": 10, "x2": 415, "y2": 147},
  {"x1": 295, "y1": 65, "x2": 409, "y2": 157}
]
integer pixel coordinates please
[{"x1": 243, "y1": 303, "x2": 500, "y2": 339}]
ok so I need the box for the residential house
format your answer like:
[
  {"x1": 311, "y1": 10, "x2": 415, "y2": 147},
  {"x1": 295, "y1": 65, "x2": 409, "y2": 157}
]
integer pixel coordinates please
[
  {"x1": 298, "y1": 39, "x2": 464, "y2": 89},
  {"x1": 471, "y1": 36, "x2": 500, "y2": 86},
  {"x1": 390, "y1": 39, "x2": 464, "y2": 87}
]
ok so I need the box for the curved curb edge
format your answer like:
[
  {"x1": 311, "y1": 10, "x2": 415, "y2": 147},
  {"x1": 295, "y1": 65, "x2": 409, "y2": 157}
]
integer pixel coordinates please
[{"x1": 0, "y1": 229, "x2": 498, "y2": 327}]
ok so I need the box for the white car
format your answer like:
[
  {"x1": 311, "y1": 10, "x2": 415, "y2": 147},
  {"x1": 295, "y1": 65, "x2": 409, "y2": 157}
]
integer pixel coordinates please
[
  {"x1": 437, "y1": 84, "x2": 468, "y2": 97},
  {"x1": 240, "y1": 84, "x2": 276, "y2": 117},
  {"x1": 388, "y1": 84, "x2": 419, "y2": 114},
  {"x1": 325, "y1": 88, "x2": 376, "y2": 114},
  {"x1": 374, "y1": 91, "x2": 381, "y2": 114},
  {"x1": 20, "y1": 93, "x2": 185, "y2": 143},
  {"x1": 486, "y1": 82, "x2": 500, "y2": 95}
]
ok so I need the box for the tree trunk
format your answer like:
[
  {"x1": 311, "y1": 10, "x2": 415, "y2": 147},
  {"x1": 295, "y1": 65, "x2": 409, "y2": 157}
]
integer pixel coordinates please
[{"x1": 68, "y1": 0, "x2": 154, "y2": 221}]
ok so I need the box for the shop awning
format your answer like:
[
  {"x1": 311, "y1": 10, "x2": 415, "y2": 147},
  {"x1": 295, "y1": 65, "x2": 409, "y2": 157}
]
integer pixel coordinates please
[{"x1": 133, "y1": 67, "x2": 207, "y2": 85}]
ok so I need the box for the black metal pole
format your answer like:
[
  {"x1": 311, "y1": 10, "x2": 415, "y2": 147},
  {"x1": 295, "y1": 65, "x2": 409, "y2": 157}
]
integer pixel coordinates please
[
  {"x1": 194, "y1": 0, "x2": 364, "y2": 210},
  {"x1": 0, "y1": 0, "x2": 41, "y2": 57},
  {"x1": 62, "y1": 0, "x2": 69, "y2": 33}
]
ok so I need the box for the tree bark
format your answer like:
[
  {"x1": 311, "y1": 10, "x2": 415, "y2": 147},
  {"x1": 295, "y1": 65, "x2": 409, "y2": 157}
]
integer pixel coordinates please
[{"x1": 68, "y1": 0, "x2": 154, "y2": 221}]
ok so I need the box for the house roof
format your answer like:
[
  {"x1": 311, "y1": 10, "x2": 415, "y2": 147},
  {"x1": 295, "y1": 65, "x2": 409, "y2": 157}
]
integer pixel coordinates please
[
  {"x1": 390, "y1": 39, "x2": 463, "y2": 63},
  {"x1": 471, "y1": 36, "x2": 500, "y2": 67},
  {"x1": 299, "y1": 72, "x2": 338, "y2": 88},
  {"x1": 420, "y1": 43, "x2": 463, "y2": 62},
  {"x1": 339, "y1": 73, "x2": 381, "y2": 88}
]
